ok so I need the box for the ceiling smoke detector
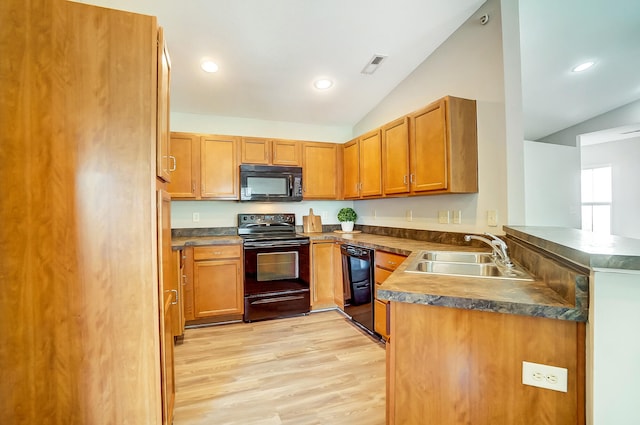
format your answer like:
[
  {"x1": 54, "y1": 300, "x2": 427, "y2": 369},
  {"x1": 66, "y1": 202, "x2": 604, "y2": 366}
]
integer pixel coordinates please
[{"x1": 361, "y1": 54, "x2": 387, "y2": 75}]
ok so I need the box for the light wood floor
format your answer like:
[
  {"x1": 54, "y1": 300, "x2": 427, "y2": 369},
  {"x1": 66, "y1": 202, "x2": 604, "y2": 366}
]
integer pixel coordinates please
[{"x1": 173, "y1": 310, "x2": 386, "y2": 425}]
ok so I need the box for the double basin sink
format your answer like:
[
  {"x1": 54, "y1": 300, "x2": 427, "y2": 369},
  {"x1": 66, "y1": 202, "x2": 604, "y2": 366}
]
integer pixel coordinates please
[{"x1": 405, "y1": 250, "x2": 534, "y2": 281}]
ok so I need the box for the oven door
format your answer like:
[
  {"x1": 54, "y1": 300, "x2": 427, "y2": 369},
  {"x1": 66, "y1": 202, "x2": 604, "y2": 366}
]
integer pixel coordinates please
[{"x1": 243, "y1": 240, "x2": 310, "y2": 321}]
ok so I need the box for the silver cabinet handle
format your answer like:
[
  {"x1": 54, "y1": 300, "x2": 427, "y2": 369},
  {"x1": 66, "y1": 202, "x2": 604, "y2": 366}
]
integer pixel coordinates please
[
  {"x1": 169, "y1": 155, "x2": 176, "y2": 171},
  {"x1": 403, "y1": 175, "x2": 408, "y2": 184},
  {"x1": 410, "y1": 174, "x2": 415, "y2": 183},
  {"x1": 170, "y1": 289, "x2": 178, "y2": 305}
]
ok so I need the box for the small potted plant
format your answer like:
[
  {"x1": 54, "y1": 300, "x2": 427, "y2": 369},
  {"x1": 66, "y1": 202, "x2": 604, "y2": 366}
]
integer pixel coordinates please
[{"x1": 337, "y1": 207, "x2": 357, "y2": 232}]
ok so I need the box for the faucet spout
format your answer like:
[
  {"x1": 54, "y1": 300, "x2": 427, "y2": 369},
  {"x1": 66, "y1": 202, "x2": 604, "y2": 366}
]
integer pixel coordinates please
[{"x1": 464, "y1": 233, "x2": 514, "y2": 267}]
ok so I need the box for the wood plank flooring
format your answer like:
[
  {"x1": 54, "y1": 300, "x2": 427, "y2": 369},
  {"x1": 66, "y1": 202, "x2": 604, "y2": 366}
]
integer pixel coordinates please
[{"x1": 173, "y1": 310, "x2": 386, "y2": 425}]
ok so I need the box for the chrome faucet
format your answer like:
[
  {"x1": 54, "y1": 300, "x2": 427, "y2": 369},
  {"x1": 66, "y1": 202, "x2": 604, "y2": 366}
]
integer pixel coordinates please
[{"x1": 464, "y1": 233, "x2": 514, "y2": 268}]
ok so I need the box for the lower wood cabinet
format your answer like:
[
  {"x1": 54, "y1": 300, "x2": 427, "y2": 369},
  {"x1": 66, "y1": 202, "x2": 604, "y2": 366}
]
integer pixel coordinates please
[
  {"x1": 193, "y1": 245, "x2": 244, "y2": 320},
  {"x1": 387, "y1": 302, "x2": 586, "y2": 425},
  {"x1": 310, "y1": 241, "x2": 337, "y2": 310},
  {"x1": 374, "y1": 250, "x2": 406, "y2": 340}
]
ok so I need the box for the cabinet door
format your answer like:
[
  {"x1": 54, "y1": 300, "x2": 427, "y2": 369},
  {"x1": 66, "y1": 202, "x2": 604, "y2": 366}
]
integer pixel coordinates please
[
  {"x1": 382, "y1": 117, "x2": 410, "y2": 195},
  {"x1": 302, "y1": 142, "x2": 339, "y2": 199},
  {"x1": 194, "y1": 259, "x2": 243, "y2": 317},
  {"x1": 168, "y1": 132, "x2": 199, "y2": 198},
  {"x1": 156, "y1": 28, "x2": 171, "y2": 183},
  {"x1": 359, "y1": 129, "x2": 382, "y2": 197},
  {"x1": 241, "y1": 137, "x2": 270, "y2": 164},
  {"x1": 272, "y1": 139, "x2": 301, "y2": 166},
  {"x1": 332, "y1": 243, "x2": 345, "y2": 308},
  {"x1": 171, "y1": 250, "x2": 185, "y2": 337},
  {"x1": 410, "y1": 99, "x2": 448, "y2": 192},
  {"x1": 157, "y1": 189, "x2": 175, "y2": 425},
  {"x1": 311, "y1": 241, "x2": 335, "y2": 310},
  {"x1": 342, "y1": 139, "x2": 360, "y2": 199},
  {"x1": 182, "y1": 248, "x2": 195, "y2": 321},
  {"x1": 201, "y1": 135, "x2": 239, "y2": 199}
]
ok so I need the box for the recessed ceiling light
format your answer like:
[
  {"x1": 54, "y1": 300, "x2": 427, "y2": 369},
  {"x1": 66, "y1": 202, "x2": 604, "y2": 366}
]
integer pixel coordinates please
[
  {"x1": 201, "y1": 60, "x2": 219, "y2": 73},
  {"x1": 571, "y1": 61, "x2": 595, "y2": 73},
  {"x1": 313, "y1": 79, "x2": 333, "y2": 90}
]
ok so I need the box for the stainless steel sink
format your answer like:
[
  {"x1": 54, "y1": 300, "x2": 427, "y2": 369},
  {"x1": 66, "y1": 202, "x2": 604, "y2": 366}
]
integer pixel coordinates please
[
  {"x1": 420, "y1": 251, "x2": 494, "y2": 264},
  {"x1": 404, "y1": 251, "x2": 534, "y2": 281}
]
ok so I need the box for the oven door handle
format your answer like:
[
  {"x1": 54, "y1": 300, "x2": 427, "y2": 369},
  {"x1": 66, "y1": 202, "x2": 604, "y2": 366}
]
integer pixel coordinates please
[
  {"x1": 244, "y1": 240, "x2": 309, "y2": 248},
  {"x1": 251, "y1": 295, "x2": 306, "y2": 305}
]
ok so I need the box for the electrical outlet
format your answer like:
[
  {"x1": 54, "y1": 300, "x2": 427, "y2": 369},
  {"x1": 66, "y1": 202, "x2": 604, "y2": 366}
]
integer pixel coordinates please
[
  {"x1": 321, "y1": 211, "x2": 329, "y2": 221},
  {"x1": 487, "y1": 210, "x2": 498, "y2": 227},
  {"x1": 522, "y1": 361, "x2": 568, "y2": 392},
  {"x1": 452, "y1": 210, "x2": 462, "y2": 224},
  {"x1": 438, "y1": 210, "x2": 449, "y2": 224},
  {"x1": 192, "y1": 212, "x2": 200, "y2": 222},
  {"x1": 405, "y1": 209, "x2": 412, "y2": 221}
]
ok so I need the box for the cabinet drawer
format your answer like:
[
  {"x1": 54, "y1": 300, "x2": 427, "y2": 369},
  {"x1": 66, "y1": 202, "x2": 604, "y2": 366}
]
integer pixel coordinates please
[
  {"x1": 375, "y1": 251, "x2": 406, "y2": 271},
  {"x1": 194, "y1": 244, "x2": 242, "y2": 260},
  {"x1": 375, "y1": 267, "x2": 393, "y2": 286}
]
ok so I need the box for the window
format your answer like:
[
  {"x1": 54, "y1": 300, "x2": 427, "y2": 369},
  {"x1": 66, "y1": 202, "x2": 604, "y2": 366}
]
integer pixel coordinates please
[{"x1": 581, "y1": 166, "x2": 611, "y2": 234}]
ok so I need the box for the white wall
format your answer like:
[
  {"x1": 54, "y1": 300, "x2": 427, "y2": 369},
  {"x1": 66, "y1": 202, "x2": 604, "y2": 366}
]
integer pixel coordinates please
[
  {"x1": 523, "y1": 140, "x2": 581, "y2": 227},
  {"x1": 588, "y1": 269, "x2": 640, "y2": 424},
  {"x1": 351, "y1": 0, "x2": 509, "y2": 234},
  {"x1": 171, "y1": 112, "x2": 353, "y2": 143},
  {"x1": 581, "y1": 137, "x2": 640, "y2": 239},
  {"x1": 172, "y1": 200, "x2": 353, "y2": 228}
]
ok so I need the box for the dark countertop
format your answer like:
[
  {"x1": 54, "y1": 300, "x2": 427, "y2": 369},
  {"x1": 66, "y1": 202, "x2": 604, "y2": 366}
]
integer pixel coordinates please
[
  {"x1": 505, "y1": 226, "x2": 640, "y2": 271},
  {"x1": 172, "y1": 229, "x2": 591, "y2": 322}
]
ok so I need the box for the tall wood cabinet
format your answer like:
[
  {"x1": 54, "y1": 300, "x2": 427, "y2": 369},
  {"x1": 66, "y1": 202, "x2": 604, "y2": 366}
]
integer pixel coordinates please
[
  {"x1": 1, "y1": 1, "x2": 167, "y2": 423},
  {"x1": 310, "y1": 241, "x2": 337, "y2": 310}
]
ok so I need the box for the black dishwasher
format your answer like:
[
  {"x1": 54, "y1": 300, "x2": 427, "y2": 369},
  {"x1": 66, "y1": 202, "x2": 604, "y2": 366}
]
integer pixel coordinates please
[{"x1": 341, "y1": 244, "x2": 376, "y2": 335}]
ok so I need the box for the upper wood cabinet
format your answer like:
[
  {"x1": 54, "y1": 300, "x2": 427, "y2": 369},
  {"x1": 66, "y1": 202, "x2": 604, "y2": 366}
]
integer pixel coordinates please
[
  {"x1": 343, "y1": 130, "x2": 383, "y2": 199},
  {"x1": 168, "y1": 132, "x2": 200, "y2": 198},
  {"x1": 343, "y1": 139, "x2": 359, "y2": 199},
  {"x1": 382, "y1": 117, "x2": 410, "y2": 195},
  {"x1": 409, "y1": 96, "x2": 477, "y2": 194},
  {"x1": 382, "y1": 96, "x2": 477, "y2": 196},
  {"x1": 156, "y1": 28, "x2": 172, "y2": 183},
  {"x1": 359, "y1": 129, "x2": 383, "y2": 198},
  {"x1": 201, "y1": 135, "x2": 240, "y2": 199},
  {"x1": 241, "y1": 137, "x2": 301, "y2": 166},
  {"x1": 302, "y1": 141, "x2": 341, "y2": 199}
]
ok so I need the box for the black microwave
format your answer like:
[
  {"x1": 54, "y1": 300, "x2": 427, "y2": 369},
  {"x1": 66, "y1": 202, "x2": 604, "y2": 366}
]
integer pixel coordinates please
[{"x1": 239, "y1": 164, "x2": 303, "y2": 202}]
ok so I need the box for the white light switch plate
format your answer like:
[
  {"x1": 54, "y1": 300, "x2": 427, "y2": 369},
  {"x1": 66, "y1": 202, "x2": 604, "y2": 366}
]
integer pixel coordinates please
[{"x1": 487, "y1": 210, "x2": 498, "y2": 227}]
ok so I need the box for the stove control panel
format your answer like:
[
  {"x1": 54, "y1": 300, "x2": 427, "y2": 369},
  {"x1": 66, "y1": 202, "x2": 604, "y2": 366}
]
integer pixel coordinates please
[{"x1": 238, "y1": 213, "x2": 296, "y2": 226}]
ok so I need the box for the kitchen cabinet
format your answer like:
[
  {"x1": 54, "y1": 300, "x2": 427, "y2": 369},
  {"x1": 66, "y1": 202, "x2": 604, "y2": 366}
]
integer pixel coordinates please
[
  {"x1": 201, "y1": 135, "x2": 240, "y2": 199},
  {"x1": 171, "y1": 249, "x2": 186, "y2": 337},
  {"x1": 241, "y1": 137, "x2": 301, "y2": 166},
  {"x1": 168, "y1": 132, "x2": 200, "y2": 198},
  {"x1": 359, "y1": 129, "x2": 383, "y2": 197},
  {"x1": 181, "y1": 247, "x2": 195, "y2": 322},
  {"x1": 302, "y1": 141, "x2": 341, "y2": 199},
  {"x1": 387, "y1": 302, "x2": 585, "y2": 424},
  {"x1": 157, "y1": 190, "x2": 175, "y2": 424},
  {"x1": 332, "y1": 242, "x2": 345, "y2": 309},
  {"x1": 374, "y1": 250, "x2": 406, "y2": 340},
  {"x1": 157, "y1": 27, "x2": 172, "y2": 183},
  {"x1": 1, "y1": 1, "x2": 167, "y2": 422},
  {"x1": 408, "y1": 96, "x2": 477, "y2": 194},
  {"x1": 193, "y1": 245, "x2": 244, "y2": 319},
  {"x1": 342, "y1": 139, "x2": 359, "y2": 199},
  {"x1": 382, "y1": 117, "x2": 410, "y2": 195},
  {"x1": 310, "y1": 241, "x2": 337, "y2": 310},
  {"x1": 343, "y1": 130, "x2": 383, "y2": 199}
]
